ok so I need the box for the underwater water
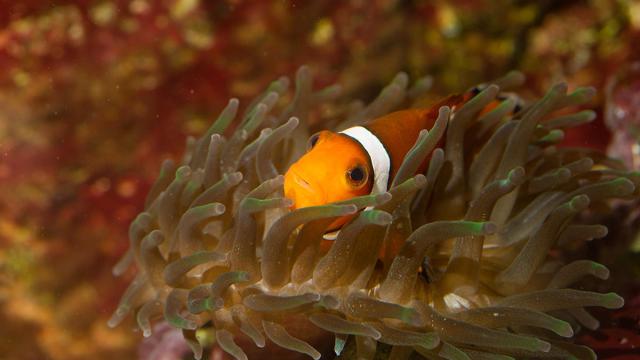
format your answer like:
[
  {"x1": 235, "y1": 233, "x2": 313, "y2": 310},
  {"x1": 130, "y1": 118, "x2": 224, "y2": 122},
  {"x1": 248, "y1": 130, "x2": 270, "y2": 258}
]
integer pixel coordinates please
[{"x1": 1, "y1": 1, "x2": 639, "y2": 359}]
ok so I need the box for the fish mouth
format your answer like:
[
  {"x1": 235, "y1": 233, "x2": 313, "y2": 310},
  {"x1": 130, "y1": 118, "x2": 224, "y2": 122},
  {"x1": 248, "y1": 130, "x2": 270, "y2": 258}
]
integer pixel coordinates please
[
  {"x1": 284, "y1": 168, "x2": 357, "y2": 235},
  {"x1": 284, "y1": 169, "x2": 325, "y2": 209}
]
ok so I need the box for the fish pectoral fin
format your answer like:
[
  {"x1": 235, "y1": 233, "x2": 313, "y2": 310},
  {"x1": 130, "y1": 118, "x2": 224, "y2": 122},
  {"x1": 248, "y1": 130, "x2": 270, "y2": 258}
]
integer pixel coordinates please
[{"x1": 323, "y1": 230, "x2": 340, "y2": 241}]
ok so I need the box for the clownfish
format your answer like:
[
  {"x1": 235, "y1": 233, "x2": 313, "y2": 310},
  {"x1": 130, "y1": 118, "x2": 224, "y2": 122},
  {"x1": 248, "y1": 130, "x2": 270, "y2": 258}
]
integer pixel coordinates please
[{"x1": 284, "y1": 87, "x2": 520, "y2": 238}]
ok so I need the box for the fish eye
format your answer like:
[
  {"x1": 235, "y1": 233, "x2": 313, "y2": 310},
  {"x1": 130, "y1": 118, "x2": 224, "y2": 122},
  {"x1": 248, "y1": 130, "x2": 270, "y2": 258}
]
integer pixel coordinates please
[
  {"x1": 346, "y1": 165, "x2": 367, "y2": 186},
  {"x1": 307, "y1": 133, "x2": 320, "y2": 151}
]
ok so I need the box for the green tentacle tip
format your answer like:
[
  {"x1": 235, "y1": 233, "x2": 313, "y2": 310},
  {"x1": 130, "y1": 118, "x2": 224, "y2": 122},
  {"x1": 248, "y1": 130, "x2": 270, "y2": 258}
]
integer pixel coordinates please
[
  {"x1": 583, "y1": 346, "x2": 597, "y2": 360},
  {"x1": 506, "y1": 167, "x2": 525, "y2": 185},
  {"x1": 415, "y1": 128, "x2": 429, "y2": 143},
  {"x1": 146, "y1": 230, "x2": 164, "y2": 246},
  {"x1": 242, "y1": 104, "x2": 267, "y2": 132},
  {"x1": 159, "y1": 160, "x2": 173, "y2": 177},
  {"x1": 390, "y1": 172, "x2": 426, "y2": 192},
  {"x1": 196, "y1": 203, "x2": 224, "y2": 215},
  {"x1": 413, "y1": 174, "x2": 428, "y2": 188},
  {"x1": 213, "y1": 203, "x2": 226, "y2": 213},
  {"x1": 248, "y1": 197, "x2": 290, "y2": 211},
  {"x1": 225, "y1": 171, "x2": 244, "y2": 185},
  {"x1": 420, "y1": 333, "x2": 440, "y2": 349},
  {"x1": 296, "y1": 64, "x2": 311, "y2": 79},
  {"x1": 594, "y1": 225, "x2": 608, "y2": 238},
  {"x1": 438, "y1": 105, "x2": 451, "y2": 117},
  {"x1": 611, "y1": 177, "x2": 636, "y2": 195},
  {"x1": 189, "y1": 296, "x2": 223, "y2": 313},
  {"x1": 341, "y1": 204, "x2": 359, "y2": 215},
  {"x1": 271, "y1": 76, "x2": 290, "y2": 91},
  {"x1": 500, "y1": 96, "x2": 516, "y2": 109},
  {"x1": 504, "y1": 70, "x2": 525, "y2": 84},
  {"x1": 195, "y1": 328, "x2": 216, "y2": 348},
  {"x1": 548, "y1": 82, "x2": 568, "y2": 98},
  {"x1": 176, "y1": 165, "x2": 192, "y2": 179},
  {"x1": 383, "y1": 83, "x2": 403, "y2": 96},
  {"x1": 262, "y1": 91, "x2": 280, "y2": 107},
  {"x1": 569, "y1": 195, "x2": 590, "y2": 211},
  {"x1": 396, "y1": 176, "x2": 421, "y2": 190},
  {"x1": 556, "y1": 168, "x2": 572, "y2": 179},
  {"x1": 439, "y1": 342, "x2": 470, "y2": 360},
  {"x1": 317, "y1": 84, "x2": 342, "y2": 98},
  {"x1": 415, "y1": 76, "x2": 433, "y2": 87},
  {"x1": 284, "y1": 116, "x2": 300, "y2": 129},
  {"x1": 554, "y1": 320, "x2": 574, "y2": 337},
  {"x1": 603, "y1": 293, "x2": 624, "y2": 309},
  {"x1": 106, "y1": 318, "x2": 119, "y2": 329},
  {"x1": 393, "y1": 71, "x2": 409, "y2": 87},
  {"x1": 269, "y1": 174, "x2": 285, "y2": 185},
  {"x1": 168, "y1": 315, "x2": 198, "y2": 330},
  {"x1": 317, "y1": 295, "x2": 339, "y2": 310},
  {"x1": 580, "y1": 110, "x2": 597, "y2": 122},
  {"x1": 569, "y1": 86, "x2": 597, "y2": 102},
  {"x1": 107, "y1": 304, "x2": 130, "y2": 328},
  {"x1": 625, "y1": 171, "x2": 640, "y2": 187},
  {"x1": 590, "y1": 262, "x2": 610, "y2": 279},
  {"x1": 484, "y1": 223, "x2": 497, "y2": 234},
  {"x1": 334, "y1": 335, "x2": 346, "y2": 356},
  {"x1": 232, "y1": 271, "x2": 250, "y2": 282},
  {"x1": 280, "y1": 198, "x2": 294, "y2": 208},
  {"x1": 374, "y1": 192, "x2": 392, "y2": 205},
  {"x1": 462, "y1": 221, "x2": 496, "y2": 235},
  {"x1": 540, "y1": 129, "x2": 564, "y2": 143},
  {"x1": 400, "y1": 306, "x2": 423, "y2": 327},
  {"x1": 362, "y1": 210, "x2": 392, "y2": 226},
  {"x1": 184, "y1": 180, "x2": 200, "y2": 192},
  {"x1": 208, "y1": 133, "x2": 222, "y2": 146},
  {"x1": 480, "y1": 84, "x2": 500, "y2": 97},
  {"x1": 211, "y1": 98, "x2": 239, "y2": 133},
  {"x1": 532, "y1": 338, "x2": 551, "y2": 352},
  {"x1": 334, "y1": 193, "x2": 379, "y2": 208}
]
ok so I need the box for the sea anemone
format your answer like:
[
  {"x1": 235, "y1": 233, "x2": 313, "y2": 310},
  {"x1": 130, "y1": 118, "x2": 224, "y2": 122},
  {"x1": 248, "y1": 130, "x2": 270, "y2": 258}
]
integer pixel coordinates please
[{"x1": 110, "y1": 66, "x2": 636, "y2": 359}]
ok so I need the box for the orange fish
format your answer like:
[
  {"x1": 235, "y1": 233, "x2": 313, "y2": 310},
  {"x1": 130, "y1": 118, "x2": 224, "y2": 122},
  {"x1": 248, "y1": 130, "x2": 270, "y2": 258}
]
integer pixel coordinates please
[{"x1": 284, "y1": 88, "x2": 520, "y2": 237}]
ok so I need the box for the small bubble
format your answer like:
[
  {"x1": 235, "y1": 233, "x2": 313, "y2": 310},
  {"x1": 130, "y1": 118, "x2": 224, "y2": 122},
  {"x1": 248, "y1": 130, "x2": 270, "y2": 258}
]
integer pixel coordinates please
[
  {"x1": 91, "y1": 177, "x2": 111, "y2": 196},
  {"x1": 118, "y1": 179, "x2": 137, "y2": 198}
]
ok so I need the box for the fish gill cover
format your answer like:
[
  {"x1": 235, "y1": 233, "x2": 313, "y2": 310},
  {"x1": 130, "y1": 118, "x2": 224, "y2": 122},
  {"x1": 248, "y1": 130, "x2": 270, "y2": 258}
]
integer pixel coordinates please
[{"x1": 109, "y1": 66, "x2": 637, "y2": 359}]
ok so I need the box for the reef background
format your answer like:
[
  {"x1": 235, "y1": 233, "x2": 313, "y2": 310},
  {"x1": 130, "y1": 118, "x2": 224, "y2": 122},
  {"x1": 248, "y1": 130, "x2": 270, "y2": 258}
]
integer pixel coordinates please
[{"x1": 0, "y1": 1, "x2": 639, "y2": 359}]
